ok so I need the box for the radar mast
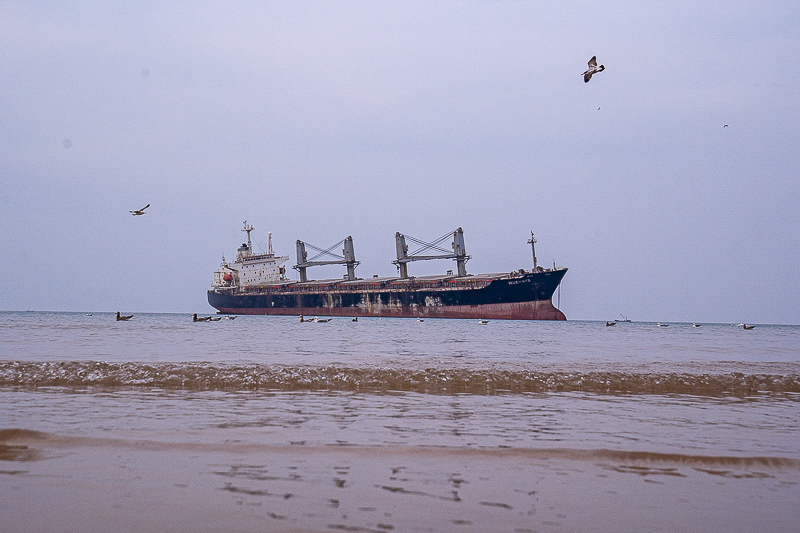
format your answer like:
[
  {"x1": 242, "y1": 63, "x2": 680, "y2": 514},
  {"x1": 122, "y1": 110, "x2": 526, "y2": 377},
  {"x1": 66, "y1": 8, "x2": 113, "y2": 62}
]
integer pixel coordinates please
[{"x1": 242, "y1": 221, "x2": 254, "y2": 254}]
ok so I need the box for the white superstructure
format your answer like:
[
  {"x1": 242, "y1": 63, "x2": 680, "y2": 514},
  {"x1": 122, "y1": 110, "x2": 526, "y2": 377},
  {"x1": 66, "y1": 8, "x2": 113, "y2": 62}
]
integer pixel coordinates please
[{"x1": 213, "y1": 221, "x2": 289, "y2": 289}]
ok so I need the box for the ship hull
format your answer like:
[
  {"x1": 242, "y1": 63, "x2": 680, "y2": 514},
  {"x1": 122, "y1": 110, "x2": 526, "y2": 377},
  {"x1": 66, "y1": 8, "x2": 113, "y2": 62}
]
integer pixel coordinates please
[{"x1": 208, "y1": 269, "x2": 567, "y2": 321}]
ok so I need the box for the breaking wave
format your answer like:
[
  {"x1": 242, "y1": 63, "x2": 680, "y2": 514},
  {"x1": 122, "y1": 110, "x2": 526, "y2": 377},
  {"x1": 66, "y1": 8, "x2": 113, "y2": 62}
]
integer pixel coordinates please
[{"x1": 1, "y1": 361, "x2": 799, "y2": 396}]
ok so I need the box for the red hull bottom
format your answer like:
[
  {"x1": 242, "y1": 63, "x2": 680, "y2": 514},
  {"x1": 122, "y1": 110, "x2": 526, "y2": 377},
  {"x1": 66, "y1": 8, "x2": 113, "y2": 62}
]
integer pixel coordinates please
[{"x1": 214, "y1": 300, "x2": 566, "y2": 321}]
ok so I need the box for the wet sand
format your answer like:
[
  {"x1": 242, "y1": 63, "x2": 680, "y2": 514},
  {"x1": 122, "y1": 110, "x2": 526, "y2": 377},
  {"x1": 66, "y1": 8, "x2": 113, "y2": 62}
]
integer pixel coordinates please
[{"x1": 2, "y1": 430, "x2": 799, "y2": 533}]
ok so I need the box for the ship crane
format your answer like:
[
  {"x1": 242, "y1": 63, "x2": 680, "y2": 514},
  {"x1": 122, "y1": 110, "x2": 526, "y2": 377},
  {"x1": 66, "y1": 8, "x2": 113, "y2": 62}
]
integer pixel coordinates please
[
  {"x1": 294, "y1": 236, "x2": 359, "y2": 282},
  {"x1": 393, "y1": 227, "x2": 470, "y2": 279}
]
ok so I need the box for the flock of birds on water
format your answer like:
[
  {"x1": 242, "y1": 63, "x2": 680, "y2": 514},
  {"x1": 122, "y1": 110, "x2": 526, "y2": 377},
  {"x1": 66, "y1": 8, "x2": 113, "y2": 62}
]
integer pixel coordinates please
[
  {"x1": 605, "y1": 320, "x2": 755, "y2": 330},
  {"x1": 112, "y1": 312, "x2": 759, "y2": 329}
]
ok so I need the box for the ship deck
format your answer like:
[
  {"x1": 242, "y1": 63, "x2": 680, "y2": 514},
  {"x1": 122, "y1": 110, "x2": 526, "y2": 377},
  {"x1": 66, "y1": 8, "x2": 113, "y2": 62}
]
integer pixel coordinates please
[{"x1": 230, "y1": 270, "x2": 560, "y2": 293}]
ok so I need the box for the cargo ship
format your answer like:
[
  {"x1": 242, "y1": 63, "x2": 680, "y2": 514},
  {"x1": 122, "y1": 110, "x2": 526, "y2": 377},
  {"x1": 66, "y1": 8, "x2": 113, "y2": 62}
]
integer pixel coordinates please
[{"x1": 208, "y1": 222, "x2": 567, "y2": 320}]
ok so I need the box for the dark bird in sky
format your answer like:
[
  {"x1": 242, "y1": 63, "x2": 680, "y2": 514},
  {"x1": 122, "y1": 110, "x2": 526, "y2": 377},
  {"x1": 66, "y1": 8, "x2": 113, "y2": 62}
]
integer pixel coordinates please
[
  {"x1": 130, "y1": 204, "x2": 150, "y2": 216},
  {"x1": 724, "y1": 124, "x2": 729, "y2": 128},
  {"x1": 583, "y1": 56, "x2": 605, "y2": 83}
]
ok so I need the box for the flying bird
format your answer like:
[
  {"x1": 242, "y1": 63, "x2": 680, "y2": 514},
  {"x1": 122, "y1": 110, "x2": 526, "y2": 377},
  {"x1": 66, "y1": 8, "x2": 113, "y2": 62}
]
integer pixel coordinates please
[
  {"x1": 583, "y1": 56, "x2": 605, "y2": 83},
  {"x1": 130, "y1": 204, "x2": 150, "y2": 216}
]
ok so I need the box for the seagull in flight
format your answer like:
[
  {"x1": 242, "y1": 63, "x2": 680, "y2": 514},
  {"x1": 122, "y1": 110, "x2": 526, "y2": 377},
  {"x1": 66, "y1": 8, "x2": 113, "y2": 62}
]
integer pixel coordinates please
[
  {"x1": 583, "y1": 56, "x2": 605, "y2": 83},
  {"x1": 130, "y1": 203, "x2": 150, "y2": 216}
]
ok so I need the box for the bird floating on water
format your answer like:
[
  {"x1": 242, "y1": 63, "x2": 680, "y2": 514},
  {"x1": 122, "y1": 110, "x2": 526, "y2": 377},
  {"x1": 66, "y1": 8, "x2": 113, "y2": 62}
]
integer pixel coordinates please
[
  {"x1": 116, "y1": 311, "x2": 133, "y2": 321},
  {"x1": 192, "y1": 313, "x2": 212, "y2": 322},
  {"x1": 606, "y1": 321, "x2": 616, "y2": 327},
  {"x1": 130, "y1": 203, "x2": 150, "y2": 216},
  {"x1": 583, "y1": 56, "x2": 605, "y2": 83},
  {"x1": 742, "y1": 324, "x2": 755, "y2": 330},
  {"x1": 478, "y1": 319, "x2": 489, "y2": 325}
]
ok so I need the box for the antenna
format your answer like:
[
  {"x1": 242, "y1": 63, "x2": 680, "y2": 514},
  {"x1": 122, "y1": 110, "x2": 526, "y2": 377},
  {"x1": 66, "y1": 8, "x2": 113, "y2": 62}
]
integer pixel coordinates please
[
  {"x1": 268, "y1": 231, "x2": 273, "y2": 255},
  {"x1": 527, "y1": 231, "x2": 538, "y2": 270}
]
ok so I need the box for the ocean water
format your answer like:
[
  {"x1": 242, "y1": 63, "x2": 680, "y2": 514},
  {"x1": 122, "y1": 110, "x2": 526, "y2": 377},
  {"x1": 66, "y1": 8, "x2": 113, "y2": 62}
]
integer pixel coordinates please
[{"x1": 1, "y1": 311, "x2": 799, "y2": 532}]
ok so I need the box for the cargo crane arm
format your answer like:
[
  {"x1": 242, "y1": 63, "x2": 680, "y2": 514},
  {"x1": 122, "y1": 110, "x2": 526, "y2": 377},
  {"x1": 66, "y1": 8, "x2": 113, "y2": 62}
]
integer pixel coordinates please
[
  {"x1": 294, "y1": 236, "x2": 359, "y2": 282},
  {"x1": 393, "y1": 227, "x2": 470, "y2": 278},
  {"x1": 401, "y1": 231, "x2": 457, "y2": 261}
]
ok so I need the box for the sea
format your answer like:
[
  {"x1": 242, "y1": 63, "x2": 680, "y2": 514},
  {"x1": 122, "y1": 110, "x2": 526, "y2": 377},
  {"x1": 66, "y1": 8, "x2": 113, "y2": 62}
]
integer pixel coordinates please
[{"x1": 1, "y1": 311, "x2": 799, "y2": 533}]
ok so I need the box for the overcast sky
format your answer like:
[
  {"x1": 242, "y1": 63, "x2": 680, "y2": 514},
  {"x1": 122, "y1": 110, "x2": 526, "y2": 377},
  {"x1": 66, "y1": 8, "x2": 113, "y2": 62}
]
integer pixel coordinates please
[{"x1": 1, "y1": 1, "x2": 798, "y2": 324}]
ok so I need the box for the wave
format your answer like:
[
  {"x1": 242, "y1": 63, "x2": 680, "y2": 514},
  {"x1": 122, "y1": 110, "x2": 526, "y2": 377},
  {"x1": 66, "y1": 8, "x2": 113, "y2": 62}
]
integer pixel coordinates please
[
  {"x1": 2, "y1": 429, "x2": 798, "y2": 471},
  {"x1": 1, "y1": 361, "x2": 799, "y2": 396}
]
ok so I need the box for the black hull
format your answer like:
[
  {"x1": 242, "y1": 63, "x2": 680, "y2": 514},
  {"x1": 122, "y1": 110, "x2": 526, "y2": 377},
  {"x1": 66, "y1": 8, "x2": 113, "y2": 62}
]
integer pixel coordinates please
[{"x1": 208, "y1": 269, "x2": 567, "y2": 320}]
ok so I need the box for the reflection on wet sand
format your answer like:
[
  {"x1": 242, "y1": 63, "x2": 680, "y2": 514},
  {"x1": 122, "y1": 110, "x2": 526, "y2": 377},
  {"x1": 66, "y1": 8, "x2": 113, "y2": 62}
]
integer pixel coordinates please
[
  {"x1": 2, "y1": 429, "x2": 799, "y2": 532},
  {"x1": 4, "y1": 429, "x2": 800, "y2": 470}
]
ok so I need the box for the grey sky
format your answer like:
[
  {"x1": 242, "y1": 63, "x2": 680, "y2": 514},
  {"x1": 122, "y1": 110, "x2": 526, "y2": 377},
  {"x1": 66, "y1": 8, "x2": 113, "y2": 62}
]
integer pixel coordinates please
[{"x1": 1, "y1": 2, "x2": 798, "y2": 324}]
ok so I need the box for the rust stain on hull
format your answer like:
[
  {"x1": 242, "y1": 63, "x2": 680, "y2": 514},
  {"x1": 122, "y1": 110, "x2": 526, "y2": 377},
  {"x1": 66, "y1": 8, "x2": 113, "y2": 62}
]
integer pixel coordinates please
[{"x1": 213, "y1": 300, "x2": 565, "y2": 321}]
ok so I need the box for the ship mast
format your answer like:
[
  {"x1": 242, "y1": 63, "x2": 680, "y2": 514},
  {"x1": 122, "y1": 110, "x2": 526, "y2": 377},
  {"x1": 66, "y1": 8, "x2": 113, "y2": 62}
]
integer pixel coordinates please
[
  {"x1": 242, "y1": 221, "x2": 254, "y2": 256},
  {"x1": 528, "y1": 231, "x2": 538, "y2": 270}
]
